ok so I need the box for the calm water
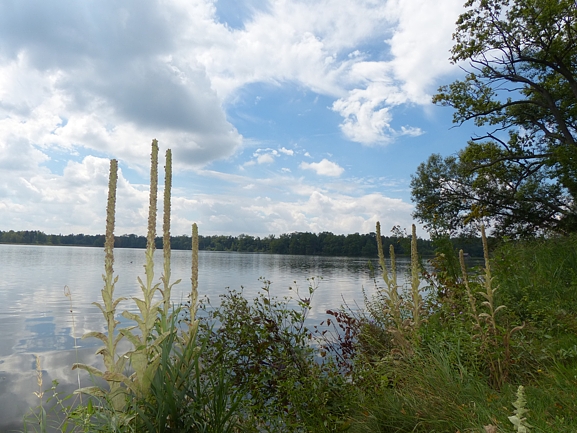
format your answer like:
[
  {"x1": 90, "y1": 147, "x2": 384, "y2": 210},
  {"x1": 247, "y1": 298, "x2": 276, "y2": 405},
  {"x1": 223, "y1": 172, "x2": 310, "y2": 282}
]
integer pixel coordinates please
[{"x1": 0, "y1": 244, "x2": 412, "y2": 431}]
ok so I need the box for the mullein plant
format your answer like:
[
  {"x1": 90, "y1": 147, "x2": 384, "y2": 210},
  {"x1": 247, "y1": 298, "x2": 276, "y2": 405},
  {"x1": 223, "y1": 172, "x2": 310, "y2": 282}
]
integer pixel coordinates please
[
  {"x1": 459, "y1": 249, "x2": 481, "y2": 332},
  {"x1": 74, "y1": 140, "x2": 199, "y2": 410},
  {"x1": 374, "y1": 222, "x2": 424, "y2": 350},
  {"x1": 409, "y1": 224, "x2": 423, "y2": 332},
  {"x1": 458, "y1": 225, "x2": 523, "y2": 389},
  {"x1": 159, "y1": 149, "x2": 182, "y2": 330},
  {"x1": 375, "y1": 222, "x2": 403, "y2": 339},
  {"x1": 120, "y1": 140, "x2": 173, "y2": 399},
  {"x1": 73, "y1": 158, "x2": 130, "y2": 410},
  {"x1": 478, "y1": 225, "x2": 504, "y2": 336},
  {"x1": 509, "y1": 385, "x2": 532, "y2": 432},
  {"x1": 184, "y1": 222, "x2": 200, "y2": 346}
]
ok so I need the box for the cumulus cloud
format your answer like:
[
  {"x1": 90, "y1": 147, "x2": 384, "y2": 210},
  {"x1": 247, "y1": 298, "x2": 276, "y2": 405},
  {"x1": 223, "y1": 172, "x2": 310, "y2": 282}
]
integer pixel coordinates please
[
  {"x1": 243, "y1": 148, "x2": 282, "y2": 166},
  {"x1": 300, "y1": 159, "x2": 344, "y2": 177},
  {"x1": 0, "y1": 153, "x2": 152, "y2": 234},
  {"x1": 0, "y1": 0, "x2": 464, "y2": 236},
  {"x1": 0, "y1": 0, "x2": 465, "y2": 173},
  {"x1": 240, "y1": 190, "x2": 415, "y2": 236},
  {"x1": 256, "y1": 153, "x2": 276, "y2": 164},
  {"x1": 0, "y1": 0, "x2": 242, "y2": 168},
  {"x1": 167, "y1": 186, "x2": 417, "y2": 237}
]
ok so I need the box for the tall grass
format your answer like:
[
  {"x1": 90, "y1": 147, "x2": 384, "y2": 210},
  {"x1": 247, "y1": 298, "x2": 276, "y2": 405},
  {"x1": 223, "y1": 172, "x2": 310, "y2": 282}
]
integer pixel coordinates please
[{"x1": 346, "y1": 222, "x2": 577, "y2": 432}]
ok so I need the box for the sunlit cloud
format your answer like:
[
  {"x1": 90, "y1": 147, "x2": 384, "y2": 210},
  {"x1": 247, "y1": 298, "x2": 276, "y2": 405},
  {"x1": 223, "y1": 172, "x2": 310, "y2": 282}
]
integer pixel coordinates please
[{"x1": 300, "y1": 159, "x2": 344, "y2": 177}]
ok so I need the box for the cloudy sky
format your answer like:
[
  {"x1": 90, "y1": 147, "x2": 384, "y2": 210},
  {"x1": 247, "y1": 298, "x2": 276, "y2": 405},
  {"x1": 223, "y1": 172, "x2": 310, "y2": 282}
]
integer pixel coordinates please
[{"x1": 0, "y1": 0, "x2": 475, "y2": 238}]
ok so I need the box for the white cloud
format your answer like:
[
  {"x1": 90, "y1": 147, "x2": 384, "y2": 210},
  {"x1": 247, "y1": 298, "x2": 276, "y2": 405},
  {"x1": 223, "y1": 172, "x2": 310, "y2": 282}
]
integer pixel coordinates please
[
  {"x1": 300, "y1": 159, "x2": 344, "y2": 177},
  {"x1": 0, "y1": 0, "x2": 465, "y2": 171},
  {"x1": 256, "y1": 153, "x2": 275, "y2": 164},
  {"x1": 0, "y1": 154, "x2": 152, "y2": 234},
  {"x1": 167, "y1": 186, "x2": 418, "y2": 237},
  {"x1": 385, "y1": 0, "x2": 464, "y2": 102},
  {"x1": 241, "y1": 190, "x2": 415, "y2": 236},
  {"x1": 0, "y1": 0, "x2": 464, "y2": 237},
  {"x1": 0, "y1": 1, "x2": 242, "y2": 169},
  {"x1": 188, "y1": 0, "x2": 395, "y2": 99},
  {"x1": 244, "y1": 148, "x2": 281, "y2": 165}
]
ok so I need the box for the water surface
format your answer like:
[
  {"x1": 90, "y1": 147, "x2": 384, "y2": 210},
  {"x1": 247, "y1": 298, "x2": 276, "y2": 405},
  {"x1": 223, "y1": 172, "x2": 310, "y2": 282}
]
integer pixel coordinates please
[{"x1": 0, "y1": 244, "x2": 411, "y2": 430}]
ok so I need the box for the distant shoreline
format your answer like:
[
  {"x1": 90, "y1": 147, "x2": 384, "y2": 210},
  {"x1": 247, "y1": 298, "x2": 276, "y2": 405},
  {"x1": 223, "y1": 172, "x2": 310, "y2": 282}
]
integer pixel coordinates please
[{"x1": 0, "y1": 229, "x2": 486, "y2": 258}]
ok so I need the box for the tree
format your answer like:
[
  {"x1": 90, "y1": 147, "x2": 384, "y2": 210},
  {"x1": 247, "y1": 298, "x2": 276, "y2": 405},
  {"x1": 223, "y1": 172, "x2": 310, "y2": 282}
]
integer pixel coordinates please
[{"x1": 412, "y1": 0, "x2": 577, "y2": 236}]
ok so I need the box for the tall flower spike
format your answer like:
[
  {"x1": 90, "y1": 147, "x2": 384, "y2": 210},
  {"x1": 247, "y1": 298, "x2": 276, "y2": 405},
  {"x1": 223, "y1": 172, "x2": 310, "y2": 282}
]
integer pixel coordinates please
[
  {"x1": 104, "y1": 159, "x2": 118, "y2": 286},
  {"x1": 375, "y1": 222, "x2": 390, "y2": 286},
  {"x1": 191, "y1": 223, "x2": 199, "y2": 318},
  {"x1": 162, "y1": 149, "x2": 172, "y2": 319},
  {"x1": 147, "y1": 140, "x2": 159, "y2": 252},
  {"x1": 410, "y1": 224, "x2": 421, "y2": 330}
]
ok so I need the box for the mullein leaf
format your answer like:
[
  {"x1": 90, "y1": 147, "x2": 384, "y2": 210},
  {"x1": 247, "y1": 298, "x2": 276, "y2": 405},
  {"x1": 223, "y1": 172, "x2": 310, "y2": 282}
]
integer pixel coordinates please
[{"x1": 72, "y1": 363, "x2": 104, "y2": 377}]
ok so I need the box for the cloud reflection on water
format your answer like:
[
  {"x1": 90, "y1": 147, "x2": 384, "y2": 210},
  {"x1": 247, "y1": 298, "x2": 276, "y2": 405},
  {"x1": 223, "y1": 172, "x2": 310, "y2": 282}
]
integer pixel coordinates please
[{"x1": 0, "y1": 244, "x2": 411, "y2": 430}]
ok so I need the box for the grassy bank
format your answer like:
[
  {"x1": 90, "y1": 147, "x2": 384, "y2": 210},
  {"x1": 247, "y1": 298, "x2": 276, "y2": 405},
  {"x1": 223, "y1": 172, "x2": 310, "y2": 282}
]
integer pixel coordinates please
[{"x1": 24, "y1": 143, "x2": 577, "y2": 432}]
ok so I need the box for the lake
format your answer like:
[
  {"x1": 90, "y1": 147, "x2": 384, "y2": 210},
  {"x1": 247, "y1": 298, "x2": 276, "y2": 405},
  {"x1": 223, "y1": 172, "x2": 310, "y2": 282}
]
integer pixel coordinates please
[{"x1": 0, "y1": 244, "x2": 413, "y2": 431}]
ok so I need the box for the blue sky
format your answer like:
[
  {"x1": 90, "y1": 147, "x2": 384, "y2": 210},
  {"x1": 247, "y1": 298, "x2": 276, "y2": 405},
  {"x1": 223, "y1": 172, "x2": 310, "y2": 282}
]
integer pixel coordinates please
[{"x1": 0, "y1": 0, "x2": 474, "y2": 237}]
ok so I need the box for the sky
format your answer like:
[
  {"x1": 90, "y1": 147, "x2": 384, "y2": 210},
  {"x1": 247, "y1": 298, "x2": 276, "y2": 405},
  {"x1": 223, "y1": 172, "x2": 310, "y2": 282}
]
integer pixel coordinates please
[{"x1": 0, "y1": 0, "x2": 476, "y2": 238}]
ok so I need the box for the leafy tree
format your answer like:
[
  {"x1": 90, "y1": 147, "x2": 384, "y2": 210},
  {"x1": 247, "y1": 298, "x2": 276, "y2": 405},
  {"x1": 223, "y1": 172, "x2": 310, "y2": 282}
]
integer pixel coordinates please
[{"x1": 412, "y1": 0, "x2": 577, "y2": 236}]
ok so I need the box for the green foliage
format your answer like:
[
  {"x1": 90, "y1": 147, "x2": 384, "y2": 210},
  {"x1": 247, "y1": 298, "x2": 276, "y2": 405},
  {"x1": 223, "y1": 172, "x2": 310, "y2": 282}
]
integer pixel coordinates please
[
  {"x1": 198, "y1": 279, "x2": 354, "y2": 432},
  {"x1": 413, "y1": 0, "x2": 577, "y2": 237},
  {"x1": 509, "y1": 385, "x2": 532, "y2": 432},
  {"x1": 348, "y1": 222, "x2": 577, "y2": 432},
  {"x1": 492, "y1": 234, "x2": 577, "y2": 366},
  {"x1": 130, "y1": 314, "x2": 241, "y2": 433},
  {"x1": 21, "y1": 145, "x2": 577, "y2": 433}
]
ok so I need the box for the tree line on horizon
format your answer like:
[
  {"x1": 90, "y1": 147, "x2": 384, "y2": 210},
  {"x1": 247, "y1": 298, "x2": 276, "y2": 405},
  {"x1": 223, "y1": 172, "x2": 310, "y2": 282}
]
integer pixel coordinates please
[{"x1": 0, "y1": 229, "x2": 486, "y2": 257}]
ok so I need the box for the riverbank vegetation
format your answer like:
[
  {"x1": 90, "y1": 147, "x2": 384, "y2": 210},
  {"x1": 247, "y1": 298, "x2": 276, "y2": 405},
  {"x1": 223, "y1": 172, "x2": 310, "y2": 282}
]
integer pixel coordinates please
[
  {"x1": 23, "y1": 141, "x2": 577, "y2": 433},
  {"x1": 22, "y1": 0, "x2": 577, "y2": 429}
]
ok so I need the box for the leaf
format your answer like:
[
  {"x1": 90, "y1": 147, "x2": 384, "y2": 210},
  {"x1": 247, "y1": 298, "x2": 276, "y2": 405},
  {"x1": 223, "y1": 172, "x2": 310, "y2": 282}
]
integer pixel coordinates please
[
  {"x1": 72, "y1": 363, "x2": 103, "y2": 377},
  {"x1": 494, "y1": 305, "x2": 506, "y2": 314},
  {"x1": 119, "y1": 328, "x2": 143, "y2": 348},
  {"x1": 74, "y1": 386, "x2": 106, "y2": 398},
  {"x1": 112, "y1": 297, "x2": 127, "y2": 310},
  {"x1": 92, "y1": 302, "x2": 106, "y2": 315},
  {"x1": 133, "y1": 298, "x2": 148, "y2": 315},
  {"x1": 122, "y1": 310, "x2": 143, "y2": 324},
  {"x1": 81, "y1": 331, "x2": 108, "y2": 344},
  {"x1": 102, "y1": 371, "x2": 130, "y2": 384}
]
